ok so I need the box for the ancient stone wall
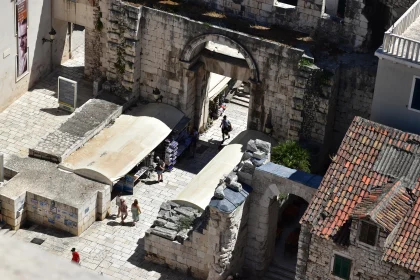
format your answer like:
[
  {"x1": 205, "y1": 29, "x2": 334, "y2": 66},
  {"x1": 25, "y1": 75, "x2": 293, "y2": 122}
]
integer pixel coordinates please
[
  {"x1": 144, "y1": 200, "x2": 249, "y2": 280},
  {"x1": 84, "y1": 1, "x2": 109, "y2": 80},
  {"x1": 302, "y1": 221, "x2": 420, "y2": 280},
  {"x1": 137, "y1": 6, "x2": 325, "y2": 141},
  {"x1": 331, "y1": 55, "x2": 377, "y2": 153}
]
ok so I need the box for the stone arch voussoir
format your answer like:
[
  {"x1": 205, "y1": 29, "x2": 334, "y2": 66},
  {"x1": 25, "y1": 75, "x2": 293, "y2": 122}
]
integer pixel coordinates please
[{"x1": 180, "y1": 33, "x2": 259, "y2": 82}]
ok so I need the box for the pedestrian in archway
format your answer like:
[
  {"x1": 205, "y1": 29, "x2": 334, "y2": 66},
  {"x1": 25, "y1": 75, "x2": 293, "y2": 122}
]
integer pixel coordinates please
[
  {"x1": 120, "y1": 199, "x2": 128, "y2": 225},
  {"x1": 155, "y1": 156, "x2": 165, "y2": 182},
  {"x1": 220, "y1": 115, "x2": 232, "y2": 141},
  {"x1": 131, "y1": 199, "x2": 141, "y2": 226}
]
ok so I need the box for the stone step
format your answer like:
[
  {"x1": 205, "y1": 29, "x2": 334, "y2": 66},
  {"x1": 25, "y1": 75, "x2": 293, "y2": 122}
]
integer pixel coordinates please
[
  {"x1": 265, "y1": 264, "x2": 296, "y2": 280},
  {"x1": 230, "y1": 95, "x2": 250, "y2": 108},
  {"x1": 232, "y1": 95, "x2": 250, "y2": 103}
]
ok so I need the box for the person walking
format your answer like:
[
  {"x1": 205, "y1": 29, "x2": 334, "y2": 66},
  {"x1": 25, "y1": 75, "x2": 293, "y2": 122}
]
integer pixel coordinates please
[
  {"x1": 116, "y1": 192, "x2": 122, "y2": 217},
  {"x1": 71, "y1": 248, "x2": 80, "y2": 265},
  {"x1": 220, "y1": 115, "x2": 232, "y2": 141},
  {"x1": 155, "y1": 156, "x2": 165, "y2": 182},
  {"x1": 131, "y1": 199, "x2": 141, "y2": 226},
  {"x1": 120, "y1": 199, "x2": 128, "y2": 225},
  {"x1": 190, "y1": 127, "x2": 199, "y2": 158}
]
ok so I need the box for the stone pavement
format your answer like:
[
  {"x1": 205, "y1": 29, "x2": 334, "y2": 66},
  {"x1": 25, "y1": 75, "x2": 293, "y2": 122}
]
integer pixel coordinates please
[
  {"x1": 7, "y1": 102, "x2": 249, "y2": 279},
  {"x1": 0, "y1": 32, "x2": 90, "y2": 158}
]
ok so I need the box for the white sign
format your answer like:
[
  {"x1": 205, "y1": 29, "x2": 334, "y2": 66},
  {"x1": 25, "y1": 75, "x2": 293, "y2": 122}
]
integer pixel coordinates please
[{"x1": 58, "y1": 76, "x2": 78, "y2": 112}]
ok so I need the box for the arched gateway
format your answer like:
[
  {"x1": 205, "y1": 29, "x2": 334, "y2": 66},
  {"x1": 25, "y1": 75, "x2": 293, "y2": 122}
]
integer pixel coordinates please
[{"x1": 180, "y1": 34, "x2": 260, "y2": 82}]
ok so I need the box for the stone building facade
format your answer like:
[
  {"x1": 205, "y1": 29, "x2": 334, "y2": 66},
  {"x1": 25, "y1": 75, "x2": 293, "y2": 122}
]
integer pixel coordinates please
[{"x1": 298, "y1": 117, "x2": 420, "y2": 279}]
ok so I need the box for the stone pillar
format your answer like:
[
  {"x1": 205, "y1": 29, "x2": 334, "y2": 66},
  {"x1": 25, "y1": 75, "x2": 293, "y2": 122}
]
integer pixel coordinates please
[
  {"x1": 248, "y1": 81, "x2": 265, "y2": 132},
  {"x1": 194, "y1": 64, "x2": 209, "y2": 131},
  {"x1": 207, "y1": 201, "x2": 249, "y2": 280},
  {"x1": 295, "y1": 223, "x2": 312, "y2": 280}
]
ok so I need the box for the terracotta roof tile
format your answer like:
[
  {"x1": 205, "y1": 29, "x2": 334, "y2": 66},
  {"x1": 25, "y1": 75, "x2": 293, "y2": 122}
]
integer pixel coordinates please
[{"x1": 301, "y1": 117, "x2": 420, "y2": 273}]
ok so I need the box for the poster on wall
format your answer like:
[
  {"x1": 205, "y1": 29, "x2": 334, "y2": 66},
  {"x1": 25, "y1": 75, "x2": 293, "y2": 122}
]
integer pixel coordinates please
[{"x1": 16, "y1": 0, "x2": 28, "y2": 79}]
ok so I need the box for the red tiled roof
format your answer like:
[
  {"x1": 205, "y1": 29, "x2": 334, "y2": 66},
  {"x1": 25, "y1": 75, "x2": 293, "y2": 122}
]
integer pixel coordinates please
[
  {"x1": 352, "y1": 181, "x2": 414, "y2": 233},
  {"x1": 383, "y1": 179, "x2": 420, "y2": 273},
  {"x1": 301, "y1": 116, "x2": 420, "y2": 272}
]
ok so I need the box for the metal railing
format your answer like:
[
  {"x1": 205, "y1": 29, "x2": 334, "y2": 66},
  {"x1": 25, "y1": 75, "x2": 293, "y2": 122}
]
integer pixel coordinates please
[{"x1": 382, "y1": 0, "x2": 420, "y2": 63}]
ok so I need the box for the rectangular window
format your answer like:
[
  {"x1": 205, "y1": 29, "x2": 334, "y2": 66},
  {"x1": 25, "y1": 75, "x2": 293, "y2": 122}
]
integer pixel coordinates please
[
  {"x1": 409, "y1": 77, "x2": 420, "y2": 111},
  {"x1": 359, "y1": 221, "x2": 378, "y2": 246},
  {"x1": 333, "y1": 255, "x2": 351, "y2": 280}
]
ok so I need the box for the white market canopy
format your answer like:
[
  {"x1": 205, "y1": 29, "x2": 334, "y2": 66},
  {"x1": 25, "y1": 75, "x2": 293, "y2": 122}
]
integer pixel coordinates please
[
  {"x1": 59, "y1": 103, "x2": 185, "y2": 185},
  {"x1": 173, "y1": 130, "x2": 275, "y2": 210}
]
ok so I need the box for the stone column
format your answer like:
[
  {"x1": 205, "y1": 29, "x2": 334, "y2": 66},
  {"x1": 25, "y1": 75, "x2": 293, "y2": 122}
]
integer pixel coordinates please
[
  {"x1": 248, "y1": 81, "x2": 265, "y2": 132},
  {"x1": 295, "y1": 223, "x2": 312, "y2": 280}
]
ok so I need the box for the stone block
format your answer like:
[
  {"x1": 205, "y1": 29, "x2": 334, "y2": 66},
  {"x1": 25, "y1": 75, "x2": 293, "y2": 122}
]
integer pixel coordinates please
[
  {"x1": 247, "y1": 140, "x2": 258, "y2": 152},
  {"x1": 253, "y1": 150, "x2": 266, "y2": 160},
  {"x1": 214, "y1": 184, "x2": 225, "y2": 199}
]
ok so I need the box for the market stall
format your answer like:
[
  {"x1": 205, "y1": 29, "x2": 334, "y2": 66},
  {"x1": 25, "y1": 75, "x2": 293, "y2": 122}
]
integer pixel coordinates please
[
  {"x1": 59, "y1": 103, "x2": 187, "y2": 193},
  {"x1": 173, "y1": 130, "x2": 275, "y2": 210}
]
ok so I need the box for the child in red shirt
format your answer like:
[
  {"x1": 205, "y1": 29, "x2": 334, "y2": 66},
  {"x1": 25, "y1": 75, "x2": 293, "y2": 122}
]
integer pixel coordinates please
[{"x1": 71, "y1": 248, "x2": 80, "y2": 264}]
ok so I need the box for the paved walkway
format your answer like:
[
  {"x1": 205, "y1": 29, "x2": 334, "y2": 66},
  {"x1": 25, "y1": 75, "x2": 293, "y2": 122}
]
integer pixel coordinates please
[
  {"x1": 0, "y1": 30, "x2": 89, "y2": 158},
  {"x1": 7, "y1": 102, "x2": 249, "y2": 279}
]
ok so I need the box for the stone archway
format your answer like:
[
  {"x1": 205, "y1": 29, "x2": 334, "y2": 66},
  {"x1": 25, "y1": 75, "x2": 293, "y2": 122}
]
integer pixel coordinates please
[
  {"x1": 179, "y1": 34, "x2": 261, "y2": 131},
  {"x1": 180, "y1": 34, "x2": 259, "y2": 82},
  {"x1": 244, "y1": 165, "x2": 318, "y2": 277}
]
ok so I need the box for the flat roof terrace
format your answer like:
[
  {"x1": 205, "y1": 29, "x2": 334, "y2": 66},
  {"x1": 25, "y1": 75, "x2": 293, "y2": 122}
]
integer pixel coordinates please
[{"x1": 122, "y1": 0, "x2": 313, "y2": 46}]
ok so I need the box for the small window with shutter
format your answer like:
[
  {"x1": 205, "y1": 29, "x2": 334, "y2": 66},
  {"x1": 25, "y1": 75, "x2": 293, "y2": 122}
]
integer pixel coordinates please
[
  {"x1": 409, "y1": 77, "x2": 420, "y2": 111},
  {"x1": 333, "y1": 254, "x2": 351, "y2": 280}
]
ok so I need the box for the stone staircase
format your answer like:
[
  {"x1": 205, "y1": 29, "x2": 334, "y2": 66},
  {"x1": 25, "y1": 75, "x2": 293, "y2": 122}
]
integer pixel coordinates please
[
  {"x1": 263, "y1": 262, "x2": 296, "y2": 280},
  {"x1": 230, "y1": 94, "x2": 250, "y2": 108}
]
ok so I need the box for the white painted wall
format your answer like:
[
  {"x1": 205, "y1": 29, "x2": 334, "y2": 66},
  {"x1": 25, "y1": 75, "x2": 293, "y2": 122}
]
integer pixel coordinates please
[
  {"x1": 0, "y1": 0, "x2": 55, "y2": 112},
  {"x1": 371, "y1": 58, "x2": 420, "y2": 134},
  {"x1": 53, "y1": 0, "x2": 96, "y2": 30}
]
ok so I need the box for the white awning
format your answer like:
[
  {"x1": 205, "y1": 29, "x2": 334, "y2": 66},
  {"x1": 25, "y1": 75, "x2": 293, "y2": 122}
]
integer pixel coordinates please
[
  {"x1": 59, "y1": 103, "x2": 185, "y2": 185},
  {"x1": 173, "y1": 130, "x2": 275, "y2": 210}
]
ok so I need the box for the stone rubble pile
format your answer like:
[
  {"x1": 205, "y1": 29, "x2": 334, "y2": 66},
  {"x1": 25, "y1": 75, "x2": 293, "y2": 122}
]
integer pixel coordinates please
[
  {"x1": 237, "y1": 139, "x2": 271, "y2": 185},
  {"x1": 147, "y1": 201, "x2": 202, "y2": 243},
  {"x1": 214, "y1": 172, "x2": 244, "y2": 200}
]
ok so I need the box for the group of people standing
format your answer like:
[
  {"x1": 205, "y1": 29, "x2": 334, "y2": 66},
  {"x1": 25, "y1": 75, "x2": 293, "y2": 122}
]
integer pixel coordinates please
[{"x1": 116, "y1": 194, "x2": 141, "y2": 225}]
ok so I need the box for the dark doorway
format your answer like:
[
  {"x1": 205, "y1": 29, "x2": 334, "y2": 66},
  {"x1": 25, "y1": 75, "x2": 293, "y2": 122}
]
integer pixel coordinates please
[{"x1": 363, "y1": 0, "x2": 391, "y2": 50}]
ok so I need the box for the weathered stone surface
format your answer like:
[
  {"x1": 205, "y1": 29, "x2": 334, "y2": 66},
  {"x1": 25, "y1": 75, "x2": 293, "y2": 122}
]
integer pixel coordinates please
[
  {"x1": 153, "y1": 218, "x2": 167, "y2": 227},
  {"x1": 158, "y1": 209, "x2": 171, "y2": 219},
  {"x1": 168, "y1": 215, "x2": 180, "y2": 224},
  {"x1": 175, "y1": 228, "x2": 190, "y2": 244},
  {"x1": 160, "y1": 202, "x2": 171, "y2": 211},
  {"x1": 242, "y1": 151, "x2": 253, "y2": 161},
  {"x1": 225, "y1": 173, "x2": 238, "y2": 185},
  {"x1": 168, "y1": 201, "x2": 180, "y2": 209},
  {"x1": 163, "y1": 222, "x2": 178, "y2": 231},
  {"x1": 253, "y1": 150, "x2": 266, "y2": 160},
  {"x1": 151, "y1": 226, "x2": 177, "y2": 240},
  {"x1": 247, "y1": 140, "x2": 258, "y2": 152},
  {"x1": 255, "y1": 139, "x2": 271, "y2": 153},
  {"x1": 174, "y1": 207, "x2": 195, "y2": 218},
  {"x1": 241, "y1": 160, "x2": 256, "y2": 174},
  {"x1": 215, "y1": 184, "x2": 225, "y2": 199},
  {"x1": 228, "y1": 181, "x2": 242, "y2": 192}
]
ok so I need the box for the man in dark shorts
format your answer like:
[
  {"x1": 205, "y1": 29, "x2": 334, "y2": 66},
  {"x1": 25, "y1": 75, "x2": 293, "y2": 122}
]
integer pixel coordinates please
[
  {"x1": 155, "y1": 156, "x2": 165, "y2": 182},
  {"x1": 220, "y1": 115, "x2": 232, "y2": 141}
]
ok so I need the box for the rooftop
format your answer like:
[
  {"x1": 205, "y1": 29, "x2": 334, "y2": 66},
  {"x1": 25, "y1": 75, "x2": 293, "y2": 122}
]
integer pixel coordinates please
[
  {"x1": 378, "y1": 0, "x2": 420, "y2": 64},
  {"x1": 301, "y1": 116, "x2": 420, "y2": 273},
  {"x1": 123, "y1": 0, "x2": 313, "y2": 46}
]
